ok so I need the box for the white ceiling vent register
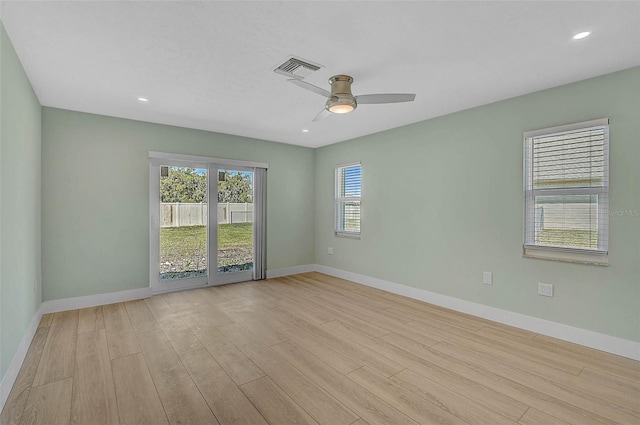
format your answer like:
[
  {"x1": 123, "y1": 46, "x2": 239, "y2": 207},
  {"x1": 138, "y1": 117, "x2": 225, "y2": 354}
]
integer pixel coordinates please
[{"x1": 273, "y1": 56, "x2": 323, "y2": 79}]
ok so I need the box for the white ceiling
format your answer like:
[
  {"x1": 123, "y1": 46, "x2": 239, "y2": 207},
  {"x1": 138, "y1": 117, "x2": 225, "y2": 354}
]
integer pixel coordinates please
[{"x1": 2, "y1": 1, "x2": 639, "y2": 148}]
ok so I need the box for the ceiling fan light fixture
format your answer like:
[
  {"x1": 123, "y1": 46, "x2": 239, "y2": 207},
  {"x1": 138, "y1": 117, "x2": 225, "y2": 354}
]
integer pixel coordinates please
[
  {"x1": 328, "y1": 103, "x2": 355, "y2": 114},
  {"x1": 325, "y1": 75, "x2": 357, "y2": 114},
  {"x1": 326, "y1": 96, "x2": 357, "y2": 114},
  {"x1": 288, "y1": 72, "x2": 415, "y2": 121}
]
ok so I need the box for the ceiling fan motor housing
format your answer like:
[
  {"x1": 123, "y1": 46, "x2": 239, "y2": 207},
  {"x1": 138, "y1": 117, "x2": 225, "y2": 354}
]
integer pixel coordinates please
[{"x1": 326, "y1": 75, "x2": 357, "y2": 113}]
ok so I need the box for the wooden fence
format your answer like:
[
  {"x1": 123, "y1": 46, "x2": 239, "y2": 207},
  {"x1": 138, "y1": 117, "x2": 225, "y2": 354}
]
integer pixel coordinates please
[{"x1": 160, "y1": 203, "x2": 253, "y2": 227}]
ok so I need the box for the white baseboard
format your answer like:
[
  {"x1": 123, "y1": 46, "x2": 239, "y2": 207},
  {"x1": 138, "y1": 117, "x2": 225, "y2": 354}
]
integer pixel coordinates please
[
  {"x1": 316, "y1": 264, "x2": 640, "y2": 361},
  {"x1": 266, "y1": 264, "x2": 316, "y2": 279},
  {"x1": 0, "y1": 305, "x2": 43, "y2": 413},
  {"x1": 40, "y1": 287, "x2": 152, "y2": 314}
]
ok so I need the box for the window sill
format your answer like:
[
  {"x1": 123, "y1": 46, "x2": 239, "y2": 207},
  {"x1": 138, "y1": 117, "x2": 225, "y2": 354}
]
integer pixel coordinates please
[
  {"x1": 334, "y1": 231, "x2": 361, "y2": 240},
  {"x1": 523, "y1": 245, "x2": 608, "y2": 266}
]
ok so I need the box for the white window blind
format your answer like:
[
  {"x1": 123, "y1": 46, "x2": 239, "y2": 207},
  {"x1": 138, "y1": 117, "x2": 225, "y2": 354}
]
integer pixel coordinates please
[
  {"x1": 335, "y1": 163, "x2": 361, "y2": 236},
  {"x1": 524, "y1": 118, "x2": 609, "y2": 263}
]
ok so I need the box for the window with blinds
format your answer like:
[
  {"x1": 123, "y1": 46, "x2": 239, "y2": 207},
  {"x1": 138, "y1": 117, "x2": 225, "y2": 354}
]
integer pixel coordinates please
[
  {"x1": 523, "y1": 118, "x2": 609, "y2": 264},
  {"x1": 335, "y1": 163, "x2": 361, "y2": 237}
]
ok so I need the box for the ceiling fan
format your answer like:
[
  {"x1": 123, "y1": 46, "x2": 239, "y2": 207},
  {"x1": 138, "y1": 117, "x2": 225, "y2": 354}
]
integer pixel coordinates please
[{"x1": 288, "y1": 75, "x2": 416, "y2": 122}]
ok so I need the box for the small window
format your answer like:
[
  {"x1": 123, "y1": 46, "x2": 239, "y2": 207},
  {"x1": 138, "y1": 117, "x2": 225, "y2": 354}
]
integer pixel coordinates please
[
  {"x1": 335, "y1": 163, "x2": 361, "y2": 237},
  {"x1": 523, "y1": 118, "x2": 609, "y2": 265}
]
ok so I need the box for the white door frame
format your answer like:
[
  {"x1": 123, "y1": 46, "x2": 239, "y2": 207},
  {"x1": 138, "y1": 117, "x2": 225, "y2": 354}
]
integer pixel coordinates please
[{"x1": 149, "y1": 152, "x2": 268, "y2": 294}]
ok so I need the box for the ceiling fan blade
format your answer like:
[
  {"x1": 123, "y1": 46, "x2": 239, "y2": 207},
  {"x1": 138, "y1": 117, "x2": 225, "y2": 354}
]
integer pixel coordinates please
[
  {"x1": 288, "y1": 79, "x2": 332, "y2": 98},
  {"x1": 355, "y1": 93, "x2": 416, "y2": 104},
  {"x1": 312, "y1": 109, "x2": 331, "y2": 122}
]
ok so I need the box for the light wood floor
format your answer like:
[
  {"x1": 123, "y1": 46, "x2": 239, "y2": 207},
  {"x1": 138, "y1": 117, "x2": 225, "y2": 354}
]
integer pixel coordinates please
[{"x1": 2, "y1": 272, "x2": 639, "y2": 425}]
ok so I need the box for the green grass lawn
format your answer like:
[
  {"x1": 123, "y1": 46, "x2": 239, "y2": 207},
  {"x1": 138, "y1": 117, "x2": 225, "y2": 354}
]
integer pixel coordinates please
[
  {"x1": 160, "y1": 225, "x2": 206, "y2": 260},
  {"x1": 538, "y1": 228, "x2": 598, "y2": 249},
  {"x1": 160, "y1": 223, "x2": 252, "y2": 255},
  {"x1": 160, "y1": 223, "x2": 253, "y2": 278},
  {"x1": 218, "y1": 223, "x2": 253, "y2": 248}
]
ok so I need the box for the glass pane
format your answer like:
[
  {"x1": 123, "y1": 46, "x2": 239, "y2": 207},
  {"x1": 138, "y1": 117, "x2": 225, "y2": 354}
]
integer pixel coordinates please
[
  {"x1": 341, "y1": 201, "x2": 361, "y2": 233},
  {"x1": 217, "y1": 170, "x2": 254, "y2": 274},
  {"x1": 159, "y1": 166, "x2": 208, "y2": 280},
  {"x1": 534, "y1": 194, "x2": 598, "y2": 249},
  {"x1": 532, "y1": 127, "x2": 605, "y2": 189},
  {"x1": 340, "y1": 165, "x2": 362, "y2": 197}
]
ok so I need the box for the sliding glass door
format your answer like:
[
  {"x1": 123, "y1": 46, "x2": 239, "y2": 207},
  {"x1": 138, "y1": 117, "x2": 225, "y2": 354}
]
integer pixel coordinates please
[
  {"x1": 149, "y1": 153, "x2": 267, "y2": 293},
  {"x1": 211, "y1": 167, "x2": 254, "y2": 285}
]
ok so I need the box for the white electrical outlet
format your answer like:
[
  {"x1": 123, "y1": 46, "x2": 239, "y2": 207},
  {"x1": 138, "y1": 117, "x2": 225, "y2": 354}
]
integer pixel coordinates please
[
  {"x1": 483, "y1": 272, "x2": 493, "y2": 285},
  {"x1": 327, "y1": 247, "x2": 333, "y2": 255},
  {"x1": 538, "y1": 282, "x2": 553, "y2": 297}
]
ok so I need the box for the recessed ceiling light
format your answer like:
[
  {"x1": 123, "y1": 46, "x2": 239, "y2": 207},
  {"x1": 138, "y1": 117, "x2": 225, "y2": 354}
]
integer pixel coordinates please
[
  {"x1": 137, "y1": 97, "x2": 149, "y2": 102},
  {"x1": 573, "y1": 31, "x2": 591, "y2": 40},
  {"x1": 302, "y1": 129, "x2": 309, "y2": 133}
]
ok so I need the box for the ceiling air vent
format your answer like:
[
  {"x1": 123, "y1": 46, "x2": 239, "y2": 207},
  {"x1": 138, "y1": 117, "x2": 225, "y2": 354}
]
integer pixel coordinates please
[{"x1": 274, "y1": 56, "x2": 323, "y2": 79}]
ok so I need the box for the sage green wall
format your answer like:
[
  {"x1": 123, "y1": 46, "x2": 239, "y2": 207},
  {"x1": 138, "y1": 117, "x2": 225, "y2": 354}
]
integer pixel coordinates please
[
  {"x1": 0, "y1": 22, "x2": 42, "y2": 379},
  {"x1": 315, "y1": 67, "x2": 640, "y2": 342},
  {"x1": 41, "y1": 108, "x2": 315, "y2": 301}
]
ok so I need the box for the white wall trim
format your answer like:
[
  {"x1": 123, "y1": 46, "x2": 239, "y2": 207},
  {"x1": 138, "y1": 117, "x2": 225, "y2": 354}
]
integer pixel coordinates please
[
  {"x1": 315, "y1": 265, "x2": 640, "y2": 361},
  {"x1": 523, "y1": 117, "x2": 609, "y2": 139},
  {"x1": 40, "y1": 287, "x2": 152, "y2": 314},
  {"x1": 0, "y1": 305, "x2": 43, "y2": 412},
  {"x1": 148, "y1": 151, "x2": 269, "y2": 169},
  {"x1": 266, "y1": 264, "x2": 316, "y2": 279}
]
